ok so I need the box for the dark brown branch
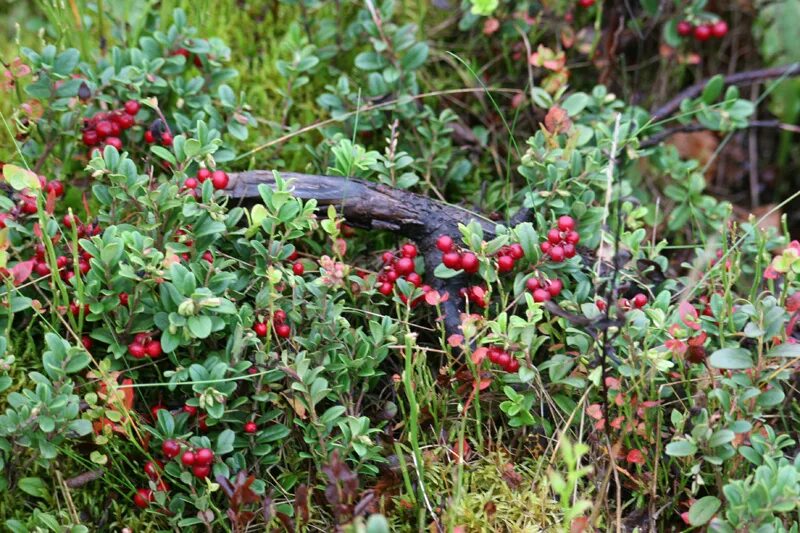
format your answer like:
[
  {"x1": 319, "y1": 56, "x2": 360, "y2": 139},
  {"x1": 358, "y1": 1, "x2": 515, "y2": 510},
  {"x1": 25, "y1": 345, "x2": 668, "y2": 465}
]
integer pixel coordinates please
[
  {"x1": 226, "y1": 171, "x2": 498, "y2": 337},
  {"x1": 650, "y1": 63, "x2": 800, "y2": 123},
  {"x1": 639, "y1": 119, "x2": 795, "y2": 149}
]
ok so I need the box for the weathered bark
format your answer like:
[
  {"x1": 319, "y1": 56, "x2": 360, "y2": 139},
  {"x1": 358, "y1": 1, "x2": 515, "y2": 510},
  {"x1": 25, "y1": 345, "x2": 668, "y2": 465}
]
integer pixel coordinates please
[{"x1": 226, "y1": 171, "x2": 498, "y2": 337}]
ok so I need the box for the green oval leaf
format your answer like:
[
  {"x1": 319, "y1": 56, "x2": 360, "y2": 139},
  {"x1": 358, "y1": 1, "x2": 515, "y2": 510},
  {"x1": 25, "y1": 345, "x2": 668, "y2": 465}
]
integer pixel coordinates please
[{"x1": 709, "y1": 347, "x2": 753, "y2": 369}]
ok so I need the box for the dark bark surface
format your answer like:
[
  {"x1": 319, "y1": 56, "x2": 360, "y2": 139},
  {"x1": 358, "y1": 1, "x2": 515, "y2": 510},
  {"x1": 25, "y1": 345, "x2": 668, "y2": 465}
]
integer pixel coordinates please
[{"x1": 227, "y1": 171, "x2": 498, "y2": 337}]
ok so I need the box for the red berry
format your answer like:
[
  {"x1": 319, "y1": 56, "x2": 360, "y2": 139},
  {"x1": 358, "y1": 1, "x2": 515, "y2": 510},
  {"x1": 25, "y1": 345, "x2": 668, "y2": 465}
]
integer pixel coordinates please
[
  {"x1": 134, "y1": 332, "x2": 150, "y2": 345},
  {"x1": 509, "y1": 243, "x2": 524, "y2": 260},
  {"x1": 195, "y1": 447, "x2": 214, "y2": 466},
  {"x1": 540, "y1": 242, "x2": 552, "y2": 255},
  {"x1": 133, "y1": 488, "x2": 153, "y2": 509},
  {"x1": 197, "y1": 168, "x2": 211, "y2": 182},
  {"x1": 406, "y1": 272, "x2": 422, "y2": 287},
  {"x1": 244, "y1": 421, "x2": 257, "y2": 434},
  {"x1": 526, "y1": 277, "x2": 540, "y2": 291},
  {"x1": 184, "y1": 177, "x2": 198, "y2": 189},
  {"x1": 192, "y1": 465, "x2": 210, "y2": 478},
  {"x1": 549, "y1": 246, "x2": 565, "y2": 262},
  {"x1": 497, "y1": 255, "x2": 515, "y2": 273},
  {"x1": 292, "y1": 261, "x2": 305, "y2": 275},
  {"x1": 557, "y1": 216, "x2": 575, "y2": 232},
  {"x1": 578, "y1": 0, "x2": 594, "y2": 6},
  {"x1": 144, "y1": 130, "x2": 155, "y2": 143},
  {"x1": 202, "y1": 251, "x2": 213, "y2": 263},
  {"x1": 563, "y1": 243, "x2": 576, "y2": 258},
  {"x1": 496, "y1": 352, "x2": 511, "y2": 368},
  {"x1": 711, "y1": 20, "x2": 728, "y2": 38},
  {"x1": 161, "y1": 439, "x2": 180, "y2": 459},
  {"x1": 81, "y1": 335, "x2": 92, "y2": 350},
  {"x1": 442, "y1": 252, "x2": 462, "y2": 270},
  {"x1": 461, "y1": 252, "x2": 479, "y2": 274},
  {"x1": 275, "y1": 323, "x2": 291, "y2": 338},
  {"x1": 82, "y1": 129, "x2": 99, "y2": 146},
  {"x1": 395, "y1": 257, "x2": 414, "y2": 275},
  {"x1": 45, "y1": 180, "x2": 64, "y2": 197},
  {"x1": 378, "y1": 282, "x2": 393, "y2": 295},
  {"x1": 273, "y1": 309, "x2": 287, "y2": 323},
  {"x1": 677, "y1": 20, "x2": 693, "y2": 37},
  {"x1": 506, "y1": 358, "x2": 520, "y2": 373},
  {"x1": 35, "y1": 262, "x2": 51, "y2": 276},
  {"x1": 181, "y1": 451, "x2": 195, "y2": 466},
  {"x1": 144, "y1": 460, "x2": 161, "y2": 480},
  {"x1": 105, "y1": 136, "x2": 123, "y2": 150},
  {"x1": 436, "y1": 235, "x2": 454, "y2": 252},
  {"x1": 109, "y1": 121, "x2": 121, "y2": 136},
  {"x1": 254, "y1": 322, "x2": 268, "y2": 337},
  {"x1": 381, "y1": 251, "x2": 395, "y2": 264},
  {"x1": 210, "y1": 170, "x2": 229, "y2": 190},
  {"x1": 161, "y1": 132, "x2": 173, "y2": 146},
  {"x1": 145, "y1": 340, "x2": 162, "y2": 358},
  {"x1": 533, "y1": 288, "x2": 551, "y2": 302},
  {"x1": 487, "y1": 347, "x2": 502, "y2": 364},
  {"x1": 565, "y1": 231, "x2": 580, "y2": 245},
  {"x1": 547, "y1": 229, "x2": 562, "y2": 244},
  {"x1": 128, "y1": 342, "x2": 146, "y2": 358},
  {"x1": 596, "y1": 298, "x2": 607, "y2": 311},
  {"x1": 78, "y1": 260, "x2": 90, "y2": 275},
  {"x1": 124, "y1": 100, "x2": 141, "y2": 116},
  {"x1": 95, "y1": 120, "x2": 112, "y2": 138},
  {"x1": 547, "y1": 279, "x2": 563, "y2": 297},
  {"x1": 56, "y1": 256, "x2": 68, "y2": 269},
  {"x1": 21, "y1": 200, "x2": 38, "y2": 214},
  {"x1": 385, "y1": 270, "x2": 399, "y2": 282},
  {"x1": 183, "y1": 404, "x2": 197, "y2": 416},
  {"x1": 694, "y1": 24, "x2": 712, "y2": 41},
  {"x1": 401, "y1": 244, "x2": 417, "y2": 258},
  {"x1": 632, "y1": 293, "x2": 648, "y2": 308}
]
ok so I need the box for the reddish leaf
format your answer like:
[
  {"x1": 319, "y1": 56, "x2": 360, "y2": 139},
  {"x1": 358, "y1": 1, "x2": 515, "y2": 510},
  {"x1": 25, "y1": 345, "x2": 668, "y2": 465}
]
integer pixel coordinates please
[{"x1": 10, "y1": 259, "x2": 35, "y2": 285}]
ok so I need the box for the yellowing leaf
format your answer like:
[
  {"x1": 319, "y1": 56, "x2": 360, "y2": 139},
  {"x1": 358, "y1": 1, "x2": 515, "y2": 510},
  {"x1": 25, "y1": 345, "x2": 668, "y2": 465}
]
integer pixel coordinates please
[{"x1": 2, "y1": 164, "x2": 40, "y2": 191}]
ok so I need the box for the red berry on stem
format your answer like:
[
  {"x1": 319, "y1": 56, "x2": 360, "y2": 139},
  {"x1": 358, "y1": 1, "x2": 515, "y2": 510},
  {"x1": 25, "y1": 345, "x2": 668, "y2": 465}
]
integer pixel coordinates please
[
  {"x1": 563, "y1": 243, "x2": 576, "y2": 258},
  {"x1": 197, "y1": 168, "x2": 211, "y2": 182},
  {"x1": 395, "y1": 257, "x2": 414, "y2": 275},
  {"x1": 694, "y1": 24, "x2": 711, "y2": 41},
  {"x1": 161, "y1": 132, "x2": 173, "y2": 146},
  {"x1": 82, "y1": 129, "x2": 99, "y2": 146},
  {"x1": 461, "y1": 252, "x2": 479, "y2": 274},
  {"x1": 632, "y1": 293, "x2": 648, "y2": 308},
  {"x1": 509, "y1": 243, "x2": 524, "y2": 260},
  {"x1": 506, "y1": 358, "x2": 520, "y2": 373},
  {"x1": 292, "y1": 261, "x2": 305, "y2": 275},
  {"x1": 496, "y1": 352, "x2": 511, "y2": 368},
  {"x1": 401, "y1": 244, "x2": 417, "y2": 258},
  {"x1": 181, "y1": 451, "x2": 196, "y2": 466},
  {"x1": 161, "y1": 439, "x2": 180, "y2": 459},
  {"x1": 406, "y1": 272, "x2": 422, "y2": 287},
  {"x1": 133, "y1": 488, "x2": 153, "y2": 509},
  {"x1": 128, "y1": 342, "x2": 145, "y2": 359},
  {"x1": 183, "y1": 404, "x2": 197, "y2": 416},
  {"x1": 378, "y1": 282, "x2": 393, "y2": 296},
  {"x1": 244, "y1": 421, "x2": 257, "y2": 434},
  {"x1": 124, "y1": 100, "x2": 141, "y2": 116},
  {"x1": 442, "y1": 252, "x2": 462, "y2": 270},
  {"x1": 254, "y1": 322, "x2": 268, "y2": 337},
  {"x1": 184, "y1": 177, "x2": 198, "y2": 189},
  {"x1": 565, "y1": 231, "x2": 580, "y2": 245},
  {"x1": 497, "y1": 255, "x2": 515, "y2": 273},
  {"x1": 533, "y1": 288, "x2": 551, "y2": 303},
  {"x1": 35, "y1": 262, "x2": 51, "y2": 276},
  {"x1": 192, "y1": 465, "x2": 210, "y2": 478},
  {"x1": 21, "y1": 200, "x2": 37, "y2": 214},
  {"x1": 436, "y1": 235, "x2": 454, "y2": 252},
  {"x1": 81, "y1": 335, "x2": 92, "y2": 350},
  {"x1": 144, "y1": 460, "x2": 161, "y2": 480},
  {"x1": 526, "y1": 277, "x2": 540, "y2": 291},
  {"x1": 711, "y1": 20, "x2": 728, "y2": 38},
  {"x1": 677, "y1": 20, "x2": 693, "y2": 37},
  {"x1": 547, "y1": 279, "x2": 563, "y2": 297},
  {"x1": 195, "y1": 447, "x2": 214, "y2": 465},
  {"x1": 95, "y1": 120, "x2": 112, "y2": 138},
  {"x1": 275, "y1": 323, "x2": 291, "y2": 338},
  {"x1": 211, "y1": 170, "x2": 229, "y2": 190},
  {"x1": 45, "y1": 180, "x2": 64, "y2": 197},
  {"x1": 547, "y1": 229, "x2": 562, "y2": 245},
  {"x1": 557, "y1": 215, "x2": 575, "y2": 232},
  {"x1": 549, "y1": 246, "x2": 565, "y2": 262},
  {"x1": 145, "y1": 339, "x2": 162, "y2": 358},
  {"x1": 144, "y1": 130, "x2": 155, "y2": 143}
]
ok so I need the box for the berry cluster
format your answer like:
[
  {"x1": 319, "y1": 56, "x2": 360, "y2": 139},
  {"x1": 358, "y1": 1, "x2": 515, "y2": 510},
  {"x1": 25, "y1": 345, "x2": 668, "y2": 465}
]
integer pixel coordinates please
[
  {"x1": 183, "y1": 168, "x2": 230, "y2": 196},
  {"x1": 540, "y1": 216, "x2": 579, "y2": 262},
  {"x1": 81, "y1": 100, "x2": 141, "y2": 154},
  {"x1": 677, "y1": 19, "x2": 728, "y2": 42},
  {"x1": 377, "y1": 243, "x2": 424, "y2": 295},
  {"x1": 437, "y1": 235, "x2": 479, "y2": 273},
  {"x1": 487, "y1": 346, "x2": 520, "y2": 373},
  {"x1": 253, "y1": 309, "x2": 291, "y2": 339},
  {"x1": 526, "y1": 275, "x2": 563, "y2": 303},
  {"x1": 495, "y1": 243, "x2": 525, "y2": 273},
  {"x1": 176, "y1": 443, "x2": 215, "y2": 479},
  {"x1": 128, "y1": 332, "x2": 163, "y2": 359}
]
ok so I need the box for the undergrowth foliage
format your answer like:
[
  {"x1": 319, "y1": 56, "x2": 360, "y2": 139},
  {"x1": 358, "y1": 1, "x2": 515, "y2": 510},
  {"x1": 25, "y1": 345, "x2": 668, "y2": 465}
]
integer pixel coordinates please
[{"x1": 1, "y1": 2, "x2": 800, "y2": 532}]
